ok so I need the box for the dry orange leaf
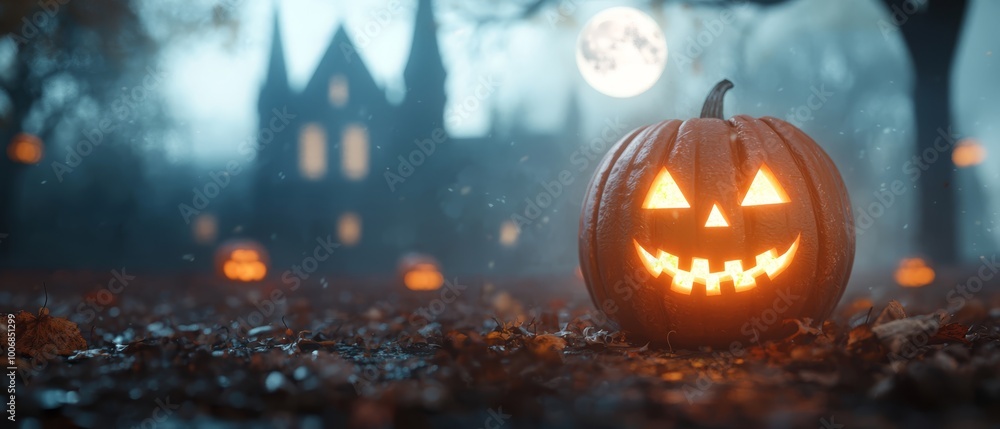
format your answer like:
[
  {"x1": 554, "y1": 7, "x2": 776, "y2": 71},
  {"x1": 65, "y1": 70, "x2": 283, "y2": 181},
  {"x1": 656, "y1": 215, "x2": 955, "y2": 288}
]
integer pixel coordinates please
[
  {"x1": 873, "y1": 300, "x2": 907, "y2": 327},
  {"x1": 930, "y1": 323, "x2": 971, "y2": 346},
  {"x1": 15, "y1": 308, "x2": 87, "y2": 357}
]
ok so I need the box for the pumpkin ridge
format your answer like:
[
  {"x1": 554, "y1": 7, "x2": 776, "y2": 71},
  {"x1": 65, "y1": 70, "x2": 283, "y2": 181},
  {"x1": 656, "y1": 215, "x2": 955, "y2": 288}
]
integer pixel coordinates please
[
  {"x1": 582, "y1": 124, "x2": 648, "y2": 319},
  {"x1": 758, "y1": 117, "x2": 854, "y2": 319},
  {"x1": 755, "y1": 117, "x2": 833, "y2": 317},
  {"x1": 722, "y1": 119, "x2": 753, "y2": 274},
  {"x1": 646, "y1": 120, "x2": 689, "y2": 333},
  {"x1": 602, "y1": 120, "x2": 682, "y2": 335}
]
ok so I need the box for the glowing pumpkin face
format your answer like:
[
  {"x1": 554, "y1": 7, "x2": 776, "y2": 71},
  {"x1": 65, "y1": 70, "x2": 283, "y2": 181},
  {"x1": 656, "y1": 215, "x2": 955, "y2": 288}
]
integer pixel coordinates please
[
  {"x1": 633, "y1": 163, "x2": 800, "y2": 296},
  {"x1": 579, "y1": 80, "x2": 855, "y2": 347}
]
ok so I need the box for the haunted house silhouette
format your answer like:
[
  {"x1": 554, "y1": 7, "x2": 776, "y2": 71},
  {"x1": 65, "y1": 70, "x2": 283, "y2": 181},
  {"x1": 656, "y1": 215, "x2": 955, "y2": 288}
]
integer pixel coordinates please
[{"x1": 250, "y1": 0, "x2": 581, "y2": 277}]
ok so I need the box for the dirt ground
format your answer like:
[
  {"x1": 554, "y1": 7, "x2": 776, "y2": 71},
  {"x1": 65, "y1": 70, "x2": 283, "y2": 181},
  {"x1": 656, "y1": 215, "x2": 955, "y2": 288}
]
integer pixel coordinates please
[{"x1": 3, "y1": 272, "x2": 999, "y2": 429}]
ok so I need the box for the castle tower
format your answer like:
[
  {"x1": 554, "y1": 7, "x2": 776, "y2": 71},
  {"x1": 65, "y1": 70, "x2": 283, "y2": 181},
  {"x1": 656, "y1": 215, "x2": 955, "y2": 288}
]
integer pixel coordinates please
[
  {"x1": 256, "y1": 9, "x2": 292, "y2": 179},
  {"x1": 401, "y1": 0, "x2": 446, "y2": 136},
  {"x1": 260, "y1": 9, "x2": 289, "y2": 106}
]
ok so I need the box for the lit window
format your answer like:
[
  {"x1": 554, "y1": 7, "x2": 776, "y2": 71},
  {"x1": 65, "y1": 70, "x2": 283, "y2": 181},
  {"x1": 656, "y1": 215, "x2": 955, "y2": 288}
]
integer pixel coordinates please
[
  {"x1": 192, "y1": 214, "x2": 218, "y2": 244},
  {"x1": 341, "y1": 124, "x2": 369, "y2": 181},
  {"x1": 299, "y1": 123, "x2": 327, "y2": 180},
  {"x1": 338, "y1": 212, "x2": 362, "y2": 247},
  {"x1": 499, "y1": 221, "x2": 519, "y2": 247},
  {"x1": 328, "y1": 75, "x2": 349, "y2": 107}
]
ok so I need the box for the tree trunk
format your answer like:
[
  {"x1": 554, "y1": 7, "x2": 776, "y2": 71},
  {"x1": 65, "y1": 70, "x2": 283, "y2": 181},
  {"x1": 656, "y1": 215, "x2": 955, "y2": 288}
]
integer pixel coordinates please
[{"x1": 883, "y1": 0, "x2": 968, "y2": 264}]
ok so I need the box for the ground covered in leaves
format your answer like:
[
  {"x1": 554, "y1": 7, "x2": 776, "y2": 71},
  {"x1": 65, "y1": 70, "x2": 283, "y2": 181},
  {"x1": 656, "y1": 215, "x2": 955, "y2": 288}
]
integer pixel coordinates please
[{"x1": 3, "y1": 273, "x2": 1000, "y2": 428}]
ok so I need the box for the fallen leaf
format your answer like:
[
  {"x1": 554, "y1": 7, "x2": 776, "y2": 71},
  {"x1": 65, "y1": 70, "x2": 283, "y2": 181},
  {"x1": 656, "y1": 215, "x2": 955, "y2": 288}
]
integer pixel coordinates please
[
  {"x1": 784, "y1": 318, "x2": 823, "y2": 340},
  {"x1": 871, "y1": 313, "x2": 943, "y2": 356},
  {"x1": 847, "y1": 324, "x2": 875, "y2": 351},
  {"x1": 485, "y1": 331, "x2": 508, "y2": 346},
  {"x1": 873, "y1": 300, "x2": 907, "y2": 327},
  {"x1": 528, "y1": 334, "x2": 567, "y2": 363},
  {"x1": 298, "y1": 339, "x2": 338, "y2": 352},
  {"x1": 929, "y1": 323, "x2": 971, "y2": 346},
  {"x1": 15, "y1": 308, "x2": 87, "y2": 357}
]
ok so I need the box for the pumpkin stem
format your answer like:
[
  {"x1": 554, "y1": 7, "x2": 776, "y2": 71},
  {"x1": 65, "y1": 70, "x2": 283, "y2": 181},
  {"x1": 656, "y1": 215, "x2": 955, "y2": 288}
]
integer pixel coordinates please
[{"x1": 700, "y1": 79, "x2": 734, "y2": 120}]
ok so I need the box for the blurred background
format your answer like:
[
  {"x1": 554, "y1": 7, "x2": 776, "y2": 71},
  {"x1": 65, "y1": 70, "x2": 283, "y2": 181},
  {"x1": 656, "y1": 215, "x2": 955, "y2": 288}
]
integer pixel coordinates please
[{"x1": 0, "y1": 0, "x2": 996, "y2": 294}]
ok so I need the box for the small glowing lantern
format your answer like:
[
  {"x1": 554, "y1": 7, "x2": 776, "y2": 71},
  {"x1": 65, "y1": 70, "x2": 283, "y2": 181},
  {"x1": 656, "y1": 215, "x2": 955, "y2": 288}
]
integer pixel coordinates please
[
  {"x1": 952, "y1": 139, "x2": 986, "y2": 167},
  {"x1": 215, "y1": 239, "x2": 269, "y2": 282},
  {"x1": 7, "y1": 133, "x2": 44, "y2": 164},
  {"x1": 398, "y1": 253, "x2": 444, "y2": 291},
  {"x1": 328, "y1": 74, "x2": 349, "y2": 107},
  {"x1": 579, "y1": 80, "x2": 855, "y2": 347},
  {"x1": 894, "y1": 258, "x2": 934, "y2": 288}
]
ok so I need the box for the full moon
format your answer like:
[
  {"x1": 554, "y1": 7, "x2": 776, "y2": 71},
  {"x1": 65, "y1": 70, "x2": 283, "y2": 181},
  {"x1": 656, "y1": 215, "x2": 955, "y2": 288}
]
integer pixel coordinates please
[{"x1": 576, "y1": 7, "x2": 667, "y2": 98}]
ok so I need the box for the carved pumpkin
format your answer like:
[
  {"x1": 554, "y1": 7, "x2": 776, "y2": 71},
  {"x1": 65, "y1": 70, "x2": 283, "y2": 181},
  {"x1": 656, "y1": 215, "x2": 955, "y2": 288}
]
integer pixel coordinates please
[
  {"x1": 894, "y1": 258, "x2": 934, "y2": 288},
  {"x1": 579, "y1": 80, "x2": 854, "y2": 347},
  {"x1": 397, "y1": 253, "x2": 444, "y2": 291},
  {"x1": 215, "y1": 239, "x2": 269, "y2": 282}
]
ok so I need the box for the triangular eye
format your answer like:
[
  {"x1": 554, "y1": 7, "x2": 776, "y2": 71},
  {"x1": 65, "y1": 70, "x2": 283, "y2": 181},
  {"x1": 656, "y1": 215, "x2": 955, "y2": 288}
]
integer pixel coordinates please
[
  {"x1": 643, "y1": 168, "x2": 690, "y2": 209},
  {"x1": 741, "y1": 164, "x2": 790, "y2": 206}
]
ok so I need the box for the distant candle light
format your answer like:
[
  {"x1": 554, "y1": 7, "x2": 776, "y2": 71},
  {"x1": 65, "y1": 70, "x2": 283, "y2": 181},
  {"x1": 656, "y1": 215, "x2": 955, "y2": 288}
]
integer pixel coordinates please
[{"x1": 7, "y1": 133, "x2": 44, "y2": 164}]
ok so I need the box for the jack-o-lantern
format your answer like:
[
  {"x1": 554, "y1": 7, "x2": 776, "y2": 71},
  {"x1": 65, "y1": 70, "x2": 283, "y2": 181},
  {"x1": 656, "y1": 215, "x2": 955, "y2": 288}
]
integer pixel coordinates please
[
  {"x1": 894, "y1": 258, "x2": 934, "y2": 287},
  {"x1": 397, "y1": 253, "x2": 444, "y2": 291},
  {"x1": 215, "y1": 239, "x2": 269, "y2": 282},
  {"x1": 579, "y1": 80, "x2": 855, "y2": 347}
]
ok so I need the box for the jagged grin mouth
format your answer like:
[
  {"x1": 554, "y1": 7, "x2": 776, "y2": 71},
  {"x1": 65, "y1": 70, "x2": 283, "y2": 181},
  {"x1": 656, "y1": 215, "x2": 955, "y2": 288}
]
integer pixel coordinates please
[{"x1": 633, "y1": 234, "x2": 801, "y2": 296}]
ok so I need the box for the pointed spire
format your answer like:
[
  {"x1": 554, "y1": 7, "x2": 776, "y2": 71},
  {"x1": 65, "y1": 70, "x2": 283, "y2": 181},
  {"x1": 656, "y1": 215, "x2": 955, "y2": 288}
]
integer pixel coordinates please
[
  {"x1": 401, "y1": 0, "x2": 446, "y2": 133},
  {"x1": 404, "y1": 0, "x2": 445, "y2": 85},
  {"x1": 263, "y1": 7, "x2": 289, "y2": 93}
]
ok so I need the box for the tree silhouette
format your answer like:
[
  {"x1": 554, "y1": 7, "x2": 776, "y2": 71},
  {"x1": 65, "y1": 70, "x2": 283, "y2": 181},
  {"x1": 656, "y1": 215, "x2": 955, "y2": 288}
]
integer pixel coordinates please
[
  {"x1": 0, "y1": 0, "x2": 236, "y2": 264},
  {"x1": 878, "y1": 0, "x2": 968, "y2": 264}
]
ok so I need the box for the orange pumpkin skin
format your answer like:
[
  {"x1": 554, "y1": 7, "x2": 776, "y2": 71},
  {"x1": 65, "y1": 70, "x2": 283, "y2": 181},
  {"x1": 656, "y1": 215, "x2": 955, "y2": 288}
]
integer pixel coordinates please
[{"x1": 579, "y1": 80, "x2": 854, "y2": 348}]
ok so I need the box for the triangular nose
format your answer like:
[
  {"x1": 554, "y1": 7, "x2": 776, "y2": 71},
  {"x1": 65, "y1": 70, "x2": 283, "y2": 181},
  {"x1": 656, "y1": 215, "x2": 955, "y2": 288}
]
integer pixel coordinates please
[{"x1": 705, "y1": 203, "x2": 729, "y2": 228}]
